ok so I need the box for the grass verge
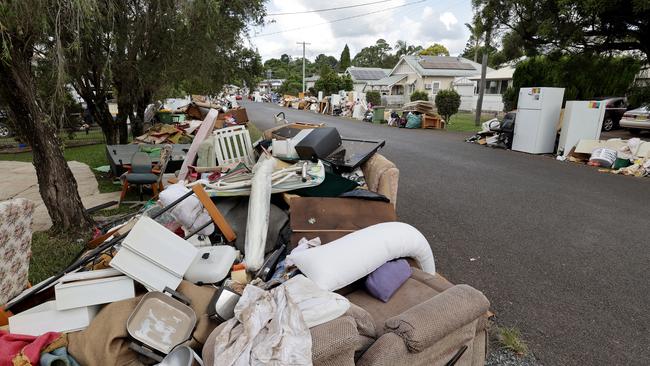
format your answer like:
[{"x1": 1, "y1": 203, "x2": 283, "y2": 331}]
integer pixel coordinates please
[
  {"x1": 29, "y1": 231, "x2": 86, "y2": 284},
  {"x1": 445, "y1": 112, "x2": 496, "y2": 133},
  {"x1": 497, "y1": 326, "x2": 529, "y2": 355}
]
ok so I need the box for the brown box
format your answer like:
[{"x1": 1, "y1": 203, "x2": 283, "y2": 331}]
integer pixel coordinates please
[
  {"x1": 422, "y1": 115, "x2": 445, "y2": 129},
  {"x1": 217, "y1": 108, "x2": 248, "y2": 124}
]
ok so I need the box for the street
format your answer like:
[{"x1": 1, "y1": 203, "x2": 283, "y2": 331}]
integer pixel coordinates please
[{"x1": 243, "y1": 101, "x2": 650, "y2": 366}]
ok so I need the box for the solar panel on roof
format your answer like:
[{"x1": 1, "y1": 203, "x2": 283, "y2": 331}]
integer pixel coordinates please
[
  {"x1": 349, "y1": 69, "x2": 386, "y2": 80},
  {"x1": 418, "y1": 59, "x2": 475, "y2": 70}
]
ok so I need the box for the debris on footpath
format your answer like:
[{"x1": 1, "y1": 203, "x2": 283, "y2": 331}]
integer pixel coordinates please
[{"x1": 1, "y1": 103, "x2": 494, "y2": 366}]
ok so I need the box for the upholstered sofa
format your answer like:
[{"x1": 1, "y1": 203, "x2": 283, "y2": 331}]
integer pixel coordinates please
[{"x1": 311, "y1": 268, "x2": 490, "y2": 366}]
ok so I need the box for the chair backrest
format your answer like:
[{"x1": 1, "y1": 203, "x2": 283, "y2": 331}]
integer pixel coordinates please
[
  {"x1": 131, "y1": 152, "x2": 153, "y2": 174},
  {"x1": 213, "y1": 125, "x2": 254, "y2": 166},
  {"x1": 0, "y1": 198, "x2": 35, "y2": 304},
  {"x1": 157, "y1": 144, "x2": 173, "y2": 183}
]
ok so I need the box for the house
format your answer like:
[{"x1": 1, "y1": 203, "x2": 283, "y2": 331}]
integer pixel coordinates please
[
  {"x1": 257, "y1": 79, "x2": 285, "y2": 93},
  {"x1": 370, "y1": 55, "x2": 490, "y2": 106},
  {"x1": 345, "y1": 67, "x2": 391, "y2": 94},
  {"x1": 305, "y1": 75, "x2": 320, "y2": 91},
  {"x1": 468, "y1": 66, "x2": 515, "y2": 112}
]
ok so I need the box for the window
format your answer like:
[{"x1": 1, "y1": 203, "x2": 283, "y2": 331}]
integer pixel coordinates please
[
  {"x1": 487, "y1": 81, "x2": 499, "y2": 94},
  {"x1": 433, "y1": 81, "x2": 441, "y2": 94},
  {"x1": 426, "y1": 81, "x2": 441, "y2": 94},
  {"x1": 500, "y1": 80, "x2": 509, "y2": 94}
]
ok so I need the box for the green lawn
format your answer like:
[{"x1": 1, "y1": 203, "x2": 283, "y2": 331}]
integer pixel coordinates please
[{"x1": 445, "y1": 112, "x2": 497, "y2": 132}]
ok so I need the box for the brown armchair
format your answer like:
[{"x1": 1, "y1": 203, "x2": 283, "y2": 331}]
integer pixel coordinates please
[{"x1": 311, "y1": 268, "x2": 491, "y2": 366}]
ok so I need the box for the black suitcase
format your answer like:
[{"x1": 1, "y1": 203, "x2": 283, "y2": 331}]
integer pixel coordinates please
[{"x1": 294, "y1": 127, "x2": 342, "y2": 161}]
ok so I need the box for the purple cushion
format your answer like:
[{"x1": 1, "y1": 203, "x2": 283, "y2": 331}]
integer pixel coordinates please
[{"x1": 365, "y1": 259, "x2": 412, "y2": 302}]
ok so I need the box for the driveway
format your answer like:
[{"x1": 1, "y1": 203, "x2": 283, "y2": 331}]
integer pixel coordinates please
[{"x1": 243, "y1": 101, "x2": 650, "y2": 366}]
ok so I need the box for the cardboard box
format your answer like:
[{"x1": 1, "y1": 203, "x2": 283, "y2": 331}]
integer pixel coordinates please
[
  {"x1": 9, "y1": 301, "x2": 99, "y2": 336},
  {"x1": 217, "y1": 108, "x2": 248, "y2": 124},
  {"x1": 55, "y1": 268, "x2": 135, "y2": 310}
]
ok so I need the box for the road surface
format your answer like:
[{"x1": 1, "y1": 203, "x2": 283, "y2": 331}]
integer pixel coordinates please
[{"x1": 243, "y1": 101, "x2": 649, "y2": 366}]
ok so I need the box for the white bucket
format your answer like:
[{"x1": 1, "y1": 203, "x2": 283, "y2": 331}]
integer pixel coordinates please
[{"x1": 589, "y1": 148, "x2": 617, "y2": 167}]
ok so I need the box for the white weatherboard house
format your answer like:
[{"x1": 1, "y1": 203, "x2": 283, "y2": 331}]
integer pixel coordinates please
[
  {"x1": 366, "y1": 55, "x2": 491, "y2": 107},
  {"x1": 468, "y1": 65, "x2": 515, "y2": 112},
  {"x1": 345, "y1": 67, "x2": 391, "y2": 94}
]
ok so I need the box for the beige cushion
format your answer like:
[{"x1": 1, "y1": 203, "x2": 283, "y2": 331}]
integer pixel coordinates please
[
  {"x1": 384, "y1": 285, "x2": 490, "y2": 353},
  {"x1": 361, "y1": 154, "x2": 399, "y2": 208},
  {"x1": 346, "y1": 278, "x2": 439, "y2": 336}
]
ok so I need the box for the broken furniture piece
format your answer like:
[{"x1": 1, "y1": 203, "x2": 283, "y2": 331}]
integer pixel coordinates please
[
  {"x1": 0, "y1": 198, "x2": 35, "y2": 307},
  {"x1": 8, "y1": 300, "x2": 99, "y2": 336},
  {"x1": 110, "y1": 216, "x2": 199, "y2": 291},
  {"x1": 120, "y1": 146, "x2": 172, "y2": 202},
  {"x1": 213, "y1": 124, "x2": 255, "y2": 167},
  {"x1": 54, "y1": 268, "x2": 135, "y2": 311},
  {"x1": 106, "y1": 143, "x2": 189, "y2": 177}
]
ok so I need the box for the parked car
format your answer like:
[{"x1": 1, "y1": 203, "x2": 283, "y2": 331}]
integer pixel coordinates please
[
  {"x1": 594, "y1": 97, "x2": 628, "y2": 131},
  {"x1": 0, "y1": 122, "x2": 13, "y2": 138},
  {"x1": 619, "y1": 106, "x2": 650, "y2": 134},
  {"x1": 0, "y1": 109, "x2": 13, "y2": 138}
]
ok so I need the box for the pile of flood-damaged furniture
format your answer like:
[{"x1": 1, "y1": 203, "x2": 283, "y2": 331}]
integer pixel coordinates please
[{"x1": 0, "y1": 108, "x2": 491, "y2": 366}]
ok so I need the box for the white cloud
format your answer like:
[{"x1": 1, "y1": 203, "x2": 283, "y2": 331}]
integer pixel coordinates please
[
  {"x1": 250, "y1": 0, "x2": 472, "y2": 61},
  {"x1": 439, "y1": 12, "x2": 458, "y2": 31}
]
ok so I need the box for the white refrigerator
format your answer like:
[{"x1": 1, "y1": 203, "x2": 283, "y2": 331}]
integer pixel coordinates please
[
  {"x1": 557, "y1": 100, "x2": 606, "y2": 156},
  {"x1": 512, "y1": 87, "x2": 565, "y2": 154}
]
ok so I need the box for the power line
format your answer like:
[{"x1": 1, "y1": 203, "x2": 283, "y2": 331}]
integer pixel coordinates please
[
  {"x1": 253, "y1": 0, "x2": 427, "y2": 38},
  {"x1": 267, "y1": 0, "x2": 397, "y2": 16}
]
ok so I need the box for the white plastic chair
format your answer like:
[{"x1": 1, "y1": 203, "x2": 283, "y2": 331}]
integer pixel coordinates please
[{"x1": 213, "y1": 125, "x2": 254, "y2": 166}]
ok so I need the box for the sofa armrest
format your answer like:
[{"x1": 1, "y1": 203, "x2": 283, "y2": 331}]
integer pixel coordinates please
[
  {"x1": 384, "y1": 284, "x2": 489, "y2": 353},
  {"x1": 311, "y1": 315, "x2": 357, "y2": 366}
]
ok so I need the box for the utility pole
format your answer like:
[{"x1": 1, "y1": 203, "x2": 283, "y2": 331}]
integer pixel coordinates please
[
  {"x1": 296, "y1": 41, "x2": 311, "y2": 93},
  {"x1": 475, "y1": 52, "x2": 488, "y2": 126}
]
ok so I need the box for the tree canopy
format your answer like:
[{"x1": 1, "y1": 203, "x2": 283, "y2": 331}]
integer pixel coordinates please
[
  {"x1": 339, "y1": 45, "x2": 351, "y2": 72},
  {"x1": 473, "y1": 0, "x2": 650, "y2": 63},
  {"x1": 352, "y1": 39, "x2": 397, "y2": 68},
  {"x1": 420, "y1": 44, "x2": 450, "y2": 56}
]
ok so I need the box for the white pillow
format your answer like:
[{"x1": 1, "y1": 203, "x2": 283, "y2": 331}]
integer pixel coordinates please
[{"x1": 287, "y1": 222, "x2": 435, "y2": 291}]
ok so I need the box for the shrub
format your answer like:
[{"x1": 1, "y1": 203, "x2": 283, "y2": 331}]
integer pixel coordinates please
[
  {"x1": 512, "y1": 55, "x2": 640, "y2": 101},
  {"x1": 366, "y1": 91, "x2": 381, "y2": 106},
  {"x1": 435, "y1": 89, "x2": 461, "y2": 124},
  {"x1": 410, "y1": 90, "x2": 429, "y2": 101},
  {"x1": 502, "y1": 87, "x2": 518, "y2": 111}
]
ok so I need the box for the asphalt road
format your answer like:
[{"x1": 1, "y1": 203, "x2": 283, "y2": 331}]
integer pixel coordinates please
[{"x1": 243, "y1": 101, "x2": 650, "y2": 366}]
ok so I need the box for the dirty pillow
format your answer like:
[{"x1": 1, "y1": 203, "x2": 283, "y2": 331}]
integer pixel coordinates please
[
  {"x1": 287, "y1": 222, "x2": 435, "y2": 291},
  {"x1": 365, "y1": 259, "x2": 412, "y2": 302}
]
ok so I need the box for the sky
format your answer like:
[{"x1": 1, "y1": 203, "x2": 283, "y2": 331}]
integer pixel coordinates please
[{"x1": 247, "y1": 0, "x2": 473, "y2": 62}]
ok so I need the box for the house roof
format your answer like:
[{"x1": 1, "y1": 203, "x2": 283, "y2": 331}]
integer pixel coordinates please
[
  {"x1": 345, "y1": 67, "x2": 390, "y2": 81},
  {"x1": 304, "y1": 75, "x2": 320, "y2": 82},
  {"x1": 366, "y1": 74, "x2": 407, "y2": 87},
  {"x1": 469, "y1": 66, "x2": 515, "y2": 81},
  {"x1": 392, "y1": 55, "x2": 492, "y2": 77}
]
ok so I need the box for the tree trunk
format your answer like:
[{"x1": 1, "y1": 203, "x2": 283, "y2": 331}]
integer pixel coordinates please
[
  {"x1": 0, "y1": 46, "x2": 93, "y2": 233},
  {"x1": 94, "y1": 101, "x2": 117, "y2": 145},
  {"x1": 117, "y1": 100, "x2": 132, "y2": 144},
  {"x1": 79, "y1": 90, "x2": 117, "y2": 145}
]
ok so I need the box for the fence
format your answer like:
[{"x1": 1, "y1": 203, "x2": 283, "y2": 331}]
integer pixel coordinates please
[{"x1": 0, "y1": 126, "x2": 106, "y2": 151}]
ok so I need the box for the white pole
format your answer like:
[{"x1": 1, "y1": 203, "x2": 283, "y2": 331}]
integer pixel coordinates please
[{"x1": 297, "y1": 41, "x2": 311, "y2": 93}]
